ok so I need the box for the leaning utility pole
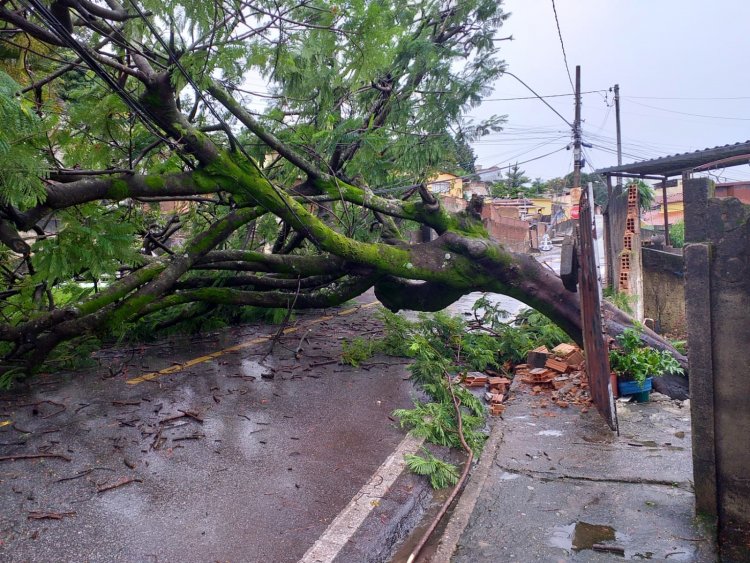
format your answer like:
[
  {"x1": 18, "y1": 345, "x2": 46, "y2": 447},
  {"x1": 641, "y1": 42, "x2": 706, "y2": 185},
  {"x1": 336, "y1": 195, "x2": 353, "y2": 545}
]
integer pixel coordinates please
[{"x1": 572, "y1": 65, "x2": 582, "y2": 190}]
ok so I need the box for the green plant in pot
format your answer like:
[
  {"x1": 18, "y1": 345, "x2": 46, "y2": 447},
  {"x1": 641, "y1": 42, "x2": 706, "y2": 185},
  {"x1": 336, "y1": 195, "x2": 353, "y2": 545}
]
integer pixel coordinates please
[{"x1": 609, "y1": 326, "x2": 684, "y2": 401}]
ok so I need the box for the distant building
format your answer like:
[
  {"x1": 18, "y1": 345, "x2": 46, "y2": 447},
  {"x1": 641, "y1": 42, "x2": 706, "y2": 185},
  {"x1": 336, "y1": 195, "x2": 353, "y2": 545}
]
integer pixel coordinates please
[
  {"x1": 474, "y1": 165, "x2": 504, "y2": 183},
  {"x1": 463, "y1": 180, "x2": 490, "y2": 199},
  {"x1": 642, "y1": 191, "x2": 684, "y2": 229},
  {"x1": 427, "y1": 172, "x2": 463, "y2": 199},
  {"x1": 715, "y1": 181, "x2": 750, "y2": 204}
]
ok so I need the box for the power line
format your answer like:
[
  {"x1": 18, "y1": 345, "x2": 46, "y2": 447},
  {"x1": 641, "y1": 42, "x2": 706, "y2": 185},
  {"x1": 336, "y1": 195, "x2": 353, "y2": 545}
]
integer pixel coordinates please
[
  {"x1": 21, "y1": 0, "x2": 170, "y2": 144},
  {"x1": 626, "y1": 95, "x2": 750, "y2": 101},
  {"x1": 503, "y1": 72, "x2": 573, "y2": 128},
  {"x1": 626, "y1": 99, "x2": 750, "y2": 121},
  {"x1": 482, "y1": 90, "x2": 606, "y2": 101},
  {"x1": 124, "y1": 0, "x2": 315, "y2": 244},
  {"x1": 372, "y1": 145, "x2": 569, "y2": 195},
  {"x1": 550, "y1": 0, "x2": 575, "y2": 93}
]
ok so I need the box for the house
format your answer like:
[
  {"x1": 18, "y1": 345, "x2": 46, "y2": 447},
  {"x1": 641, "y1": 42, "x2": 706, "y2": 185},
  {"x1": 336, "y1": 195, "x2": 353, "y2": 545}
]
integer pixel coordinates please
[
  {"x1": 463, "y1": 180, "x2": 490, "y2": 199},
  {"x1": 474, "y1": 165, "x2": 504, "y2": 183},
  {"x1": 642, "y1": 191, "x2": 684, "y2": 230},
  {"x1": 715, "y1": 181, "x2": 750, "y2": 204},
  {"x1": 427, "y1": 172, "x2": 463, "y2": 199}
]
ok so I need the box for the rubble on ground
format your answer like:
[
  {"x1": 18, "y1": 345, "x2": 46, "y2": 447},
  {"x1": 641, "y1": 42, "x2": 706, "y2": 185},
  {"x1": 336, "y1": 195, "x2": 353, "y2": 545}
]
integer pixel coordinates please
[{"x1": 456, "y1": 342, "x2": 592, "y2": 416}]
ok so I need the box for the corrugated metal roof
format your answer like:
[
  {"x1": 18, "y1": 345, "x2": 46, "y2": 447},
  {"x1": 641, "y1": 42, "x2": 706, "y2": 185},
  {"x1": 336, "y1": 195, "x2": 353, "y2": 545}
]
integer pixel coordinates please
[{"x1": 597, "y1": 140, "x2": 750, "y2": 177}]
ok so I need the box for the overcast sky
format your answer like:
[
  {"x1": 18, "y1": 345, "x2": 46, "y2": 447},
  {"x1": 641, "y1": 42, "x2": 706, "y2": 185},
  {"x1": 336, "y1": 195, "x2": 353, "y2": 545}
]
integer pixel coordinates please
[{"x1": 470, "y1": 1, "x2": 750, "y2": 183}]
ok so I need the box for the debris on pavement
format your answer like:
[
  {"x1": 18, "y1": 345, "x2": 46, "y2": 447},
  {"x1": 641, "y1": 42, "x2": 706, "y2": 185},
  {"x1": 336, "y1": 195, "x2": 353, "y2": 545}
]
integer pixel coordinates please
[
  {"x1": 96, "y1": 476, "x2": 142, "y2": 494},
  {"x1": 515, "y1": 343, "x2": 593, "y2": 411},
  {"x1": 456, "y1": 343, "x2": 591, "y2": 416},
  {"x1": 458, "y1": 372, "x2": 511, "y2": 416},
  {"x1": 27, "y1": 511, "x2": 76, "y2": 520}
]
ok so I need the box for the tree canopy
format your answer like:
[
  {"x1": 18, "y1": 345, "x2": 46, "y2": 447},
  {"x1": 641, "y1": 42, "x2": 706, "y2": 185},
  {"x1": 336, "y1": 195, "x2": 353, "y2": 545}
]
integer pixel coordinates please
[{"x1": 0, "y1": 0, "x2": 678, "y2": 381}]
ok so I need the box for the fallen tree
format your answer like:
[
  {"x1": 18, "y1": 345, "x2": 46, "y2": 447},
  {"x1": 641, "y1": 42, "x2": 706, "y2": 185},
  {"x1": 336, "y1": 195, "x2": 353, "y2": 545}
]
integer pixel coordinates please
[{"x1": 0, "y1": 0, "x2": 682, "y2": 380}]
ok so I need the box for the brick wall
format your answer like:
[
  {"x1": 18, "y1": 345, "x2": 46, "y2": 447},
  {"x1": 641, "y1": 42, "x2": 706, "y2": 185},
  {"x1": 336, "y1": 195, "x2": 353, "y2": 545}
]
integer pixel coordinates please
[{"x1": 481, "y1": 204, "x2": 530, "y2": 252}]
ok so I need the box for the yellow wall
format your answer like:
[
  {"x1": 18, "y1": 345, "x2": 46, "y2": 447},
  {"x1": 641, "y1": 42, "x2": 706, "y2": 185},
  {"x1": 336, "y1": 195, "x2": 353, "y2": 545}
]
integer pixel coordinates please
[
  {"x1": 428, "y1": 173, "x2": 464, "y2": 199},
  {"x1": 666, "y1": 202, "x2": 684, "y2": 213},
  {"x1": 529, "y1": 198, "x2": 553, "y2": 216}
]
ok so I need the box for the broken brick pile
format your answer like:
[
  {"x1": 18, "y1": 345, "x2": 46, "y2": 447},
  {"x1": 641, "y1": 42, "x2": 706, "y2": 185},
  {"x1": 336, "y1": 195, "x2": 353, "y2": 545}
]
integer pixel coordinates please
[
  {"x1": 454, "y1": 343, "x2": 592, "y2": 417},
  {"x1": 514, "y1": 343, "x2": 592, "y2": 411},
  {"x1": 458, "y1": 372, "x2": 512, "y2": 416}
]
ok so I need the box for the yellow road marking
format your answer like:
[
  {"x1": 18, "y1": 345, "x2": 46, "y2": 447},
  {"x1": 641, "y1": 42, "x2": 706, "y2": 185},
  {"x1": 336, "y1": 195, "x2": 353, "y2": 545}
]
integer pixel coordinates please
[{"x1": 126, "y1": 301, "x2": 379, "y2": 385}]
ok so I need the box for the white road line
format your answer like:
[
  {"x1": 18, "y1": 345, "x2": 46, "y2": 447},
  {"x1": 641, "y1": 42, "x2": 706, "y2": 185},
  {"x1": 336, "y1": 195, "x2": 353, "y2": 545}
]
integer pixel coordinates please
[{"x1": 299, "y1": 432, "x2": 425, "y2": 563}]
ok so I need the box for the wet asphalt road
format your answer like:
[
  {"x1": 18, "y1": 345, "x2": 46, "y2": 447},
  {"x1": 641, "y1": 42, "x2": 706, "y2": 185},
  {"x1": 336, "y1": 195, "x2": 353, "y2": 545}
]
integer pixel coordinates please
[{"x1": 0, "y1": 298, "x2": 419, "y2": 562}]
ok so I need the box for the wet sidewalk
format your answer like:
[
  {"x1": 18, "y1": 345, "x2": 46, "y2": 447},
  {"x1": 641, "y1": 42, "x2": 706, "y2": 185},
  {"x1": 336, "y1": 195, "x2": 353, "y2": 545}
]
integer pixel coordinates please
[{"x1": 434, "y1": 382, "x2": 718, "y2": 562}]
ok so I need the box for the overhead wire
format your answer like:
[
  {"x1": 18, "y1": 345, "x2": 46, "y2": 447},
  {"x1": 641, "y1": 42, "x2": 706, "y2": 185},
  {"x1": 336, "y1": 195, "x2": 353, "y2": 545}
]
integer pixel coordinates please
[
  {"x1": 21, "y1": 0, "x2": 172, "y2": 145},
  {"x1": 482, "y1": 90, "x2": 606, "y2": 101},
  {"x1": 550, "y1": 0, "x2": 575, "y2": 93},
  {"x1": 124, "y1": 0, "x2": 317, "y2": 245},
  {"x1": 625, "y1": 99, "x2": 750, "y2": 121},
  {"x1": 372, "y1": 145, "x2": 569, "y2": 195},
  {"x1": 626, "y1": 94, "x2": 750, "y2": 101},
  {"x1": 502, "y1": 72, "x2": 573, "y2": 128}
]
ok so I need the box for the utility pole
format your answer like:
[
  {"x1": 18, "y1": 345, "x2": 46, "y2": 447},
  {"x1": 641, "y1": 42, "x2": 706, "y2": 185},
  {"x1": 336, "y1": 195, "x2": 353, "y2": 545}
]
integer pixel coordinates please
[
  {"x1": 572, "y1": 65, "x2": 582, "y2": 190},
  {"x1": 604, "y1": 83, "x2": 622, "y2": 288},
  {"x1": 614, "y1": 84, "x2": 622, "y2": 170}
]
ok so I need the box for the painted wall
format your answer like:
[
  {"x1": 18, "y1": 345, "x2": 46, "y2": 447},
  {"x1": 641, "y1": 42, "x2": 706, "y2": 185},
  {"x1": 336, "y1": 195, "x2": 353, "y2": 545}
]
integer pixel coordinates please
[{"x1": 428, "y1": 173, "x2": 463, "y2": 199}]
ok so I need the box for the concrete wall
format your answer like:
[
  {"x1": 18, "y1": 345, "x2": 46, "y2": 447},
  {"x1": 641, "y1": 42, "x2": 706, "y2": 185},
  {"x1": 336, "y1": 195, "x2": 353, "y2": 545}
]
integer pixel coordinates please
[
  {"x1": 684, "y1": 177, "x2": 750, "y2": 559},
  {"x1": 641, "y1": 248, "x2": 686, "y2": 336}
]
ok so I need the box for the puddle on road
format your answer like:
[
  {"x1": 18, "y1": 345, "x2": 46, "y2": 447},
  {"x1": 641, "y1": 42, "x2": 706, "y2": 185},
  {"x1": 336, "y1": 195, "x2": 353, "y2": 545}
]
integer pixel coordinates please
[
  {"x1": 550, "y1": 522, "x2": 619, "y2": 553},
  {"x1": 549, "y1": 521, "x2": 693, "y2": 560},
  {"x1": 240, "y1": 358, "x2": 274, "y2": 379}
]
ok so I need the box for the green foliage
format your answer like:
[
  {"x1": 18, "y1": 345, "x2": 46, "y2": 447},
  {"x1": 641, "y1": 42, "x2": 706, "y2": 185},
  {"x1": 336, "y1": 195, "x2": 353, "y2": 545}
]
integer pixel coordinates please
[
  {"x1": 254, "y1": 0, "x2": 509, "y2": 190},
  {"x1": 489, "y1": 164, "x2": 531, "y2": 198},
  {"x1": 341, "y1": 337, "x2": 376, "y2": 367},
  {"x1": 511, "y1": 309, "x2": 569, "y2": 356},
  {"x1": 385, "y1": 296, "x2": 577, "y2": 488},
  {"x1": 46, "y1": 336, "x2": 102, "y2": 371},
  {"x1": 0, "y1": 71, "x2": 48, "y2": 209},
  {"x1": 394, "y1": 400, "x2": 485, "y2": 453},
  {"x1": 404, "y1": 448, "x2": 459, "y2": 489},
  {"x1": 0, "y1": 365, "x2": 23, "y2": 390},
  {"x1": 376, "y1": 308, "x2": 415, "y2": 357},
  {"x1": 669, "y1": 221, "x2": 685, "y2": 248},
  {"x1": 603, "y1": 286, "x2": 635, "y2": 315},
  {"x1": 119, "y1": 301, "x2": 292, "y2": 343},
  {"x1": 609, "y1": 326, "x2": 684, "y2": 387},
  {"x1": 534, "y1": 172, "x2": 605, "y2": 199},
  {"x1": 32, "y1": 205, "x2": 143, "y2": 282},
  {"x1": 670, "y1": 339, "x2": 687, "y2": 355}
]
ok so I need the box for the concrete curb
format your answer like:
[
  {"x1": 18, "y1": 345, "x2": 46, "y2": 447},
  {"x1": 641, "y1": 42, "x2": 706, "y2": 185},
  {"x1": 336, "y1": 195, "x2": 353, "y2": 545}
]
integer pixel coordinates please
[{"x1": 429, "y1": 411, "x2": 507, "y2": 562}]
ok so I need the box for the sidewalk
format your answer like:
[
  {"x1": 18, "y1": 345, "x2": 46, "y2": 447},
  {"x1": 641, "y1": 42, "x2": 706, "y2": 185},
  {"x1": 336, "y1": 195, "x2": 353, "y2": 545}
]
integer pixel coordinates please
[{"x1": 433, "y1": 381, "x2": 718, "y2": 562}]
